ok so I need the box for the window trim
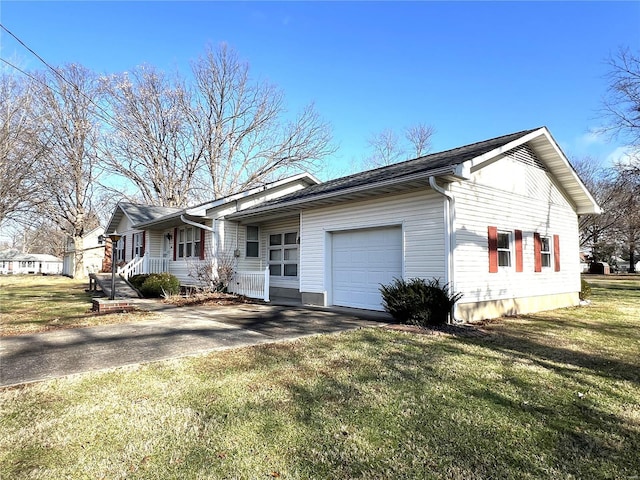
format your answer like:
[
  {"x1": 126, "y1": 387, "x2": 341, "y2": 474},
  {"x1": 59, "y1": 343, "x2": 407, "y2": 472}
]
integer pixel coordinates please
[
  {"x1": 268, "y1": 231, "x2": 299, "y2": 277},
  {"x1": 115, "y1": 237, "x2": 125, "y2": 262},
  {"x1": 176, "y1": 226, "x2": 203, "y2": 260},
  {"x1": 497, "y1": 230, "x2": 512, "y2": 268},
  {"x1": 540, "y1": 235, "x2": 552, "y2": 269},
  {"x1": 246, "y1": 226, "x2": 259, "y2": 258},
  {"x1": 132, "y1": 232, "x2": 144, "y2": 258}
]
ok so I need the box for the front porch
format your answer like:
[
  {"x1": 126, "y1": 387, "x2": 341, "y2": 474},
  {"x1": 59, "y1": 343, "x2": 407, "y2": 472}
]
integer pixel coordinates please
[{"x1": 116, "y1": 253, "x2": 271, "y2": 302}]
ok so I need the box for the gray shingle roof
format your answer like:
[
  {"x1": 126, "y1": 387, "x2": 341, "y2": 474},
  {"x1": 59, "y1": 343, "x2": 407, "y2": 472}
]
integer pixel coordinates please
[
  {"x1": 236, "y1": 128, "x2": 539, "y2": 211},
  {"x1": 118, "y1": 203, "x2": 184, "y2": 225}
]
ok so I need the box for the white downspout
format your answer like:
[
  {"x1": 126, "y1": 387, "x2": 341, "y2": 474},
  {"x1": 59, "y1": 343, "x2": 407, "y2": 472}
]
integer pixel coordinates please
[{"x1": 428, "y1": 176, "x2": 461, "y2": 323}]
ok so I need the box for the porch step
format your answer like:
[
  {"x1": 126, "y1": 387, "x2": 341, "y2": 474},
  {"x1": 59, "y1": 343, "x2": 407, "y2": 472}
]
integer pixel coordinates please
[{"x1": 89, "y1": 273, "x2": 142, "y2": 299}]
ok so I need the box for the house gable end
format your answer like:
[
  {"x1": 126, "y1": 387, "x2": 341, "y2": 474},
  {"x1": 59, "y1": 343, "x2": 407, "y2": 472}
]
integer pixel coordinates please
[{"x1": 462, "y1": 127, "x2": 600, "y2": 215}]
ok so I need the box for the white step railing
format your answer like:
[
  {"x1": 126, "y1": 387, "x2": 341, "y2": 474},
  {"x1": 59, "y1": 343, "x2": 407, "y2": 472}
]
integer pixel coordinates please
[
  {"x1": 117, "y1": 253, "x2": 168, "y2": 279},
  {"x1": 230, "y1": 267, "x2": 270, "y2": 302},
  {"x1": 117, "y1": 255, "x2": 145, "y2": 279}
]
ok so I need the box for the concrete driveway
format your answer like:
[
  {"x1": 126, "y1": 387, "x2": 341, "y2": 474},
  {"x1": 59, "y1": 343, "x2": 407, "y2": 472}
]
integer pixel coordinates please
[{"x1": 0, "y1": 303, "x2": 390, "y2": 388}]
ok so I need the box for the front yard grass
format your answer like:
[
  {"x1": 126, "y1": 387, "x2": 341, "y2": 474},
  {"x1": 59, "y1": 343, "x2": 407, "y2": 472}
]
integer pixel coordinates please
[
  {"x1": 0, "y1": 275, "x2": 158, "y2": 336},
  {"x1": 0, "y1": 276, "x2": 638, "y2": 478}
]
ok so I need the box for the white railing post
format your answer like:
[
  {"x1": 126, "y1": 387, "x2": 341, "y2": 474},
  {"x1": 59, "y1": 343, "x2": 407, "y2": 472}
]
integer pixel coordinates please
[
  {"x1": 263, "y1": 266, "x2": 270, "y2": 302},
  {"x1": 143, "y1": 252, "x2": 149, "y2": 274}
]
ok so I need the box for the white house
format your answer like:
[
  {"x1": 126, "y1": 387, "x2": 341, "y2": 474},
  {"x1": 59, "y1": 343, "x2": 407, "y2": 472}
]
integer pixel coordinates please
[
  {"x1": 62, "y1": 227, "x2": 107, "y2": 278},
  {"x1": 104, "y1": 127, "x2": 600, "y2": 321},
  {"x1": 0, "y1": 249, "x2": 63, "y2": 275}
]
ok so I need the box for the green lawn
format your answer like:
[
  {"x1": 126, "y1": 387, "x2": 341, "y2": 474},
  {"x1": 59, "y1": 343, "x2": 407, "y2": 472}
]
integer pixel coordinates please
[
  {"x1": 0, "y1": 276, "x2": 639, "y2": 479},
  {"x1": 0, "y1": 275, "x2": 158, "y2": 335}
]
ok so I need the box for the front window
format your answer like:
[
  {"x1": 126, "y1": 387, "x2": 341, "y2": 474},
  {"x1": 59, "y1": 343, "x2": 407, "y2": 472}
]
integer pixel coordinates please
[
  {"x1": 246, "y1": 226, "x2": 259, "y2": 258},
  {"x1": 133, "y1": 232, "x2": 143, "y2": 257},
  {"x1": 541, "y1": 236, "x2": 551, "y2": 268},
  {"x1": 177, "y1": 226, "x2": 201, "y2": 259},
  {"x1": 497, "y1": 231, "x2": 511, "y2": 267},
  {"x1": 269, "y1": 231, "x2": 298, "y2": 277},
  {"x1": 115, "y1": 239, "x2": 125, "y2": 262}
]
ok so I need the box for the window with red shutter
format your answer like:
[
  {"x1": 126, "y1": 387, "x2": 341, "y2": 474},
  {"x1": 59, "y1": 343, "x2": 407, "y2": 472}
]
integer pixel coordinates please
[
  {"x1": 488, "y1": 226, "x2": 498, "y2": 273},
  {"x1": 533, "y1": 233, "x2": 542, "y2": 272},
  {"x1": 515, "y1": 230, "x2": 523, "y2": 273},
  {"x1": 553, "y1": 235, "x2": 560, "y2": 272}
]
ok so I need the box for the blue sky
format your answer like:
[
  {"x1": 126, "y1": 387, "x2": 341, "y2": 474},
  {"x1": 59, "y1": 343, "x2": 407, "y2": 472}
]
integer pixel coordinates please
[{"x1": 1, "y1": 1, "x2": 639, "y2": 178}]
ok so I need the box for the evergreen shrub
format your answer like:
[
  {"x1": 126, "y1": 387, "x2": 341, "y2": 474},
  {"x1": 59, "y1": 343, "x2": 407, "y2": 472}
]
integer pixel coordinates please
[{"x1": 380, "y1": 277, "x2": 463, "y2": 326}]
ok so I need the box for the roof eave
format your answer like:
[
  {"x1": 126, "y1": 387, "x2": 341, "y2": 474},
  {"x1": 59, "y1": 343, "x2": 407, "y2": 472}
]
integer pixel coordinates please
[{"x1": 227, "y1": 166, "x2": 461, "y2": 221}]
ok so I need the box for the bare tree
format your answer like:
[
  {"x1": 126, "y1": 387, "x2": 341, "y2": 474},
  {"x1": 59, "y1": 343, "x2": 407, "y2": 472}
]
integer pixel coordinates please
[
  {"x1": 405, "y1": 123, "x2": 435, "y2": 158},
  {"x1": 600, "y1": 47, "x2": 640, "y2": 179},
  {"x1": 364, "y1": 123, "x2": 435, "y2": 169},
  {"x1": 573, "y1": 157, "x2": 622, "y2": 257},
  {"x1": 32, "y1": 64, "x2": 103, "y2": 278},
  {"x1": 613, "y1": 166, "x2": 640, "y2": 272},
  {"x1": 366, "y1": 129, "x2": 404, "y2": 168},
  {"x1": 601, "y1": 48, "x2": 640, "y2": 148},
  {"x1": 191, "y1": 44, "x2": 335, "y2": 198},
  {"x1": 101, "y1": 66, "x2": 203, "y2": 206},
  {"x1": 0, "y1": 72, "x2": 46, "y2": 225}
]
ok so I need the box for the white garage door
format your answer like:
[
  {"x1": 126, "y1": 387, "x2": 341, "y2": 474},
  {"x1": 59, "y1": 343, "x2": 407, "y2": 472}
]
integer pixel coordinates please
[{"x1": 332, "y1": 227, "x2": 403, "y2": 310}]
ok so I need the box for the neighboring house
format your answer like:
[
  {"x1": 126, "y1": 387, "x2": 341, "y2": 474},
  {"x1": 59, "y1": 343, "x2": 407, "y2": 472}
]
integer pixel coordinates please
[
  {"x1": 0, "y1": 249, "x2": 63, "y2": 275},
  {"x1": 62, "y1": 227, "x2": 107, "y2": 278},
  {"x1": 105, "y1": 127, "x2": 601, "y2": 322}
]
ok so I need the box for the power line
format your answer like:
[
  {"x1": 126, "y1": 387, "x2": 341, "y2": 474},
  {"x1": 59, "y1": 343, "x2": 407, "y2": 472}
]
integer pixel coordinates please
[
  {"x1": 0, "y1": 57, "x2": 65, "y2": 98},
  {"x1": 0, "y1": 23, "x2": 77, "y2": 95},
  {"x1": 0, "y1": 23, "x2": 129, "y2": 135}
]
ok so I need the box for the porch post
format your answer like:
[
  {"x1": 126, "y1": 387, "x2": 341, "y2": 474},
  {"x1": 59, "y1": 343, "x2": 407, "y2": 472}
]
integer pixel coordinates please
[
  {"x1": 143, "y1": 252, "x2": 149, "y2": 274},
  {"x1": 263, "y1": 266, "x2": 270, "y2": 302}
]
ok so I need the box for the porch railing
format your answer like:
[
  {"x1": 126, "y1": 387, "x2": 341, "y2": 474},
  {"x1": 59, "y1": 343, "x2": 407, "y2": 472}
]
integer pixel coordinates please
[
  {"x1": 146, "y1": 255, "x2": 169, "y2": 274},
  {"x1": 117, "y1": 253, "x2": 168, "y2": 280},
  {"x1": 117, "y1": 255, "x2": 144, "y2": 279},
  {"x1": 229, "y1": 267, "x2": 270, "y2": 302}
]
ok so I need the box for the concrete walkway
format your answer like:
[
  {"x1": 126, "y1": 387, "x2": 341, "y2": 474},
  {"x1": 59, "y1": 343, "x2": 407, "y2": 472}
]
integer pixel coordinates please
[{"x1": 0, "y1": 301, "x2": 390, "y2": 387}]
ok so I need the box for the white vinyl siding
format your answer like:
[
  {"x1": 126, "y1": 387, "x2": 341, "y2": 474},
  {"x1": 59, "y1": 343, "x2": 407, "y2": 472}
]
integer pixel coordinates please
[
  {"x1": 452, "y1": 157, "x2": 580, "y2": 307},
  {"x1": 300, "y1": 189, "x2": 446, "y2": 302}
]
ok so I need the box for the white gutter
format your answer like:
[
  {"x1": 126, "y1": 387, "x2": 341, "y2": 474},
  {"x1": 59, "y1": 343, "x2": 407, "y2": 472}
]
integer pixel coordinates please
[
  {"x1": 180, "y1": 214, "x2": 215, "y2": 232},
  {"x1": 428, "y1": 176, "x2": 462, "y2": 324},
  {"x1": 228, "y1": 165, "x2": 460, "y2": 221}
]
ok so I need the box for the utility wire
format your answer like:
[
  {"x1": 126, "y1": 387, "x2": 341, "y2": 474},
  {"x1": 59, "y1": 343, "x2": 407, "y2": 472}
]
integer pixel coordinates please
[
  {"x1": 0, "y1": 22, "x2": 129, "y2": 135},
  {"x1": 0, "y1": 57, "x2": 65, "y2": 98}
]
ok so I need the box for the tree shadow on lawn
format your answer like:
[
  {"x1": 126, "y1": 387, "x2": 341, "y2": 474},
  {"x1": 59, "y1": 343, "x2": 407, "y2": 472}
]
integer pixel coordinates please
[
  {"x1": 201, "y1": 329, "x2": 640, "y2": 477},
  {"x1": 459, "y1": 322, "x2": 640, "y2": 386}
]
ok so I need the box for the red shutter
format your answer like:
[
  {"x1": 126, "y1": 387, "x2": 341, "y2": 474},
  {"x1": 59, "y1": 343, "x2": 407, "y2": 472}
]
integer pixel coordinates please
[
  {"x1": 173, "y1": 228, "x2": 178, "y2": 261},
  {"x1": 488, "y1": 226, "x2": 498, "y2": 273},
  {"x1": 141, "y1": 231, "x2": 146, "y2": 256},
  {"x1": 199, "y1": 228, "x2": 205, "y2": 260},
  {"x1": 122, "y1": 236, "x2": 127, "y2": 262},
  {"x1": 553, "y1": 234, "x2": 561, "y2": 272},
  {"x1": 515, "y1": 230, "x2": 523, "y2": 273},
  {"x1": 533, "y1": 233, "x2": 542, "y2": 272},
  {"x1": 131, "y1": 234, "x2": 135, "y2": 258}
]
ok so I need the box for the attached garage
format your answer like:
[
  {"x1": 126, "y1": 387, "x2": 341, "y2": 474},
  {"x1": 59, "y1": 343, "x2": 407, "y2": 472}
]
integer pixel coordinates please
[{"x1": 331, "y1": 226, "x2": 403, "y2": 310}]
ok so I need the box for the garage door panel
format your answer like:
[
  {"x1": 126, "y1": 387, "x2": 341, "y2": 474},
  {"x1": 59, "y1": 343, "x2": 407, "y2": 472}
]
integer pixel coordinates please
[{"x1": 332, "y1": 227, "x2": 402, "y2": 310}]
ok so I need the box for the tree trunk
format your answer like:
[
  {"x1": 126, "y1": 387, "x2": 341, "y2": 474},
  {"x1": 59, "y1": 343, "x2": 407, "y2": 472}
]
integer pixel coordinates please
[{"x1": 73, "y1": 235, "x2": 85, "y2": 279}]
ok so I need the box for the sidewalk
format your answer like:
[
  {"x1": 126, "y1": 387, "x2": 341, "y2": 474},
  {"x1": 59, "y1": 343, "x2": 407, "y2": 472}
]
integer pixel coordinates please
[{"x1": 0, "y1": 302, "x2": 389, "y2": 387}]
